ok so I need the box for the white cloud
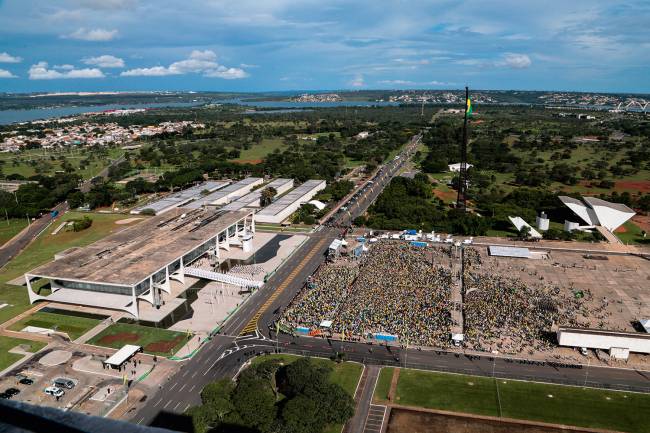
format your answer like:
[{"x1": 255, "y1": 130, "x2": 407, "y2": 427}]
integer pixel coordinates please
[
  {"x1": 28, "y1": 61, "x2": 105, "y2": 79},
  {"x1": 456, "y1": 53, "x2": 532, "y2": 69},
  {"x1": 65, "y1": 28, "x2": 118, "y2": 41},
  {"x1": 349, "y1": 73, "x2": 364, "y2": 87},
  {"x1": 378, "y1": 79, "x2": 453, "y2": 86},
  {"x1": 0, "y1": 52, "x2": 22, "y2": 63},
  {"x1": 83, "y1": 55, "x2": 125, "y2": 68},
  {"x1": 54, "y1": 64, "x2": 75, "y2": 70},
  {"x1": 120, "y1": 50, "x2": 249, "y2": 79},
  {"x1": 121, "y1": 66, "x2": 174, "y2": 77},
  {"x1": 204, "y1": 66, "x2": 249, "y2": 79},
  {"x1": 500, "y1": 53, "x2": 532, "y2": 69},
  {"x1": 0, "y1": 69, "x2": 17, "y2": 78}
]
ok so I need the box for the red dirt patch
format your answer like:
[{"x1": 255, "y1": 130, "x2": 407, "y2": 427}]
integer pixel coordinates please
[
  {"x1": 98, "y1": 332, "x2": 140, "y2": 345},
  {"x1": 144, "y1": 335, "x2": 185, "y2": 353},
  {"x1": 614, "y1": 225, "x2": 627, "y2": 233},
  {"x1": 232, "y1": 158, "x2": 263, "y2": 165},
  {"x1": 615, "y1": 180, "x2": 650, "y2": 193},
  {"x1": 433, "y1": 189, "x2": 456, "y2": 202}
]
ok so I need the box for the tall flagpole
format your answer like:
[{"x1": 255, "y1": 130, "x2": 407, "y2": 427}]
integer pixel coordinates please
[{"x1": 456, "y1": 86, "x2": 469, "y2": 211}]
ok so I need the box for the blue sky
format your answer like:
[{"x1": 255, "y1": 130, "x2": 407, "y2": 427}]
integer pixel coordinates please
[{"x1": 0, "y1": 0, "x2": 649, "y2": 93}]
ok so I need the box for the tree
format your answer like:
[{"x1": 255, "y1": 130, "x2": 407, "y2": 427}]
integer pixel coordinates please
[
  {"x1": 281, "y1": 395, "x2": 322, "y2": 433},
  {"x1": 231, "y1": 375, "x2": 276, "y2": 433},
  {"x1": 260, "y1": 186, "x2": 277, "y2": 207},
  {"x1": 518, "y1": 225, "x2": 531, "y2": 240}
]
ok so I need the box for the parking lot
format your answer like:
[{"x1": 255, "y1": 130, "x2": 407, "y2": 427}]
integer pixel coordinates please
[{"x1": 0, "y1": 345, "x2": 132, "y2": 416}]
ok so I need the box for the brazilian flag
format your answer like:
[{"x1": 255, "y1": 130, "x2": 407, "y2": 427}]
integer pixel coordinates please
[{"x1": 466, "y1": 97, "x2": 473, "y2": 117}]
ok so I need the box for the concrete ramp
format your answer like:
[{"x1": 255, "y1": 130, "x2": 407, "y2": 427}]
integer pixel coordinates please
[
  {"x1": 184, "y1": 267, "x2": 263, "y2": 289},
  {"x1": 596, "y1": 226, "x2": 623, "y2": 245}
]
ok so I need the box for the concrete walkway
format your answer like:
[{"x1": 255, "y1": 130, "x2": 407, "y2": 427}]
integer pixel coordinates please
[{"x1": 345, "y1": 365, "x2": 381, "y2": 433}]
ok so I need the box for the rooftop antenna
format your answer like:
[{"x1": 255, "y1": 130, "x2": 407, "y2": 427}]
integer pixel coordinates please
[{"x1": 456, "y1": 86, "x2": 469, "y2": 211}]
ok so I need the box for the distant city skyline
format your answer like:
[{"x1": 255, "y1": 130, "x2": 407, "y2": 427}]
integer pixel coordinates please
[{"x1": 0, "y1": 0, "x2": 649, "y2": 93}]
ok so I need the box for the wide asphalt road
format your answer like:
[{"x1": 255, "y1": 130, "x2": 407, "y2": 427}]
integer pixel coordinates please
[{"x1": 0, "y1": 201, "x2": 68, "y2": 269}]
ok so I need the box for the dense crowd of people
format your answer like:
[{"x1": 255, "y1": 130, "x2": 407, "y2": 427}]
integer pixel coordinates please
[
  {"x1": 462, "y1": 248, "x2": 600, "y2": 354},
  {"x1": 282, "y1": 241, "x2": 611, "y2": 354},
  {"x1": 283, "y1": 241, "x2": 456, "y2": 347}
]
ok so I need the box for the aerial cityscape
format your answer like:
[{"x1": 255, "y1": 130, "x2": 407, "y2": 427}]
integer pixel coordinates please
[{"x1": 0, "y1": 1, "x2": 649, "y2": 433}]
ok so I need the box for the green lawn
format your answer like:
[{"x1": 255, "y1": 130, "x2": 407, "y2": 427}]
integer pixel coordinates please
[
  {"x1": 0, "y1": 147, "x2": 124, "y2": 179},
  {"x1": 388, "y1": 369, "x2": 650, "y2": 433},
  {"x1": 87, "y1": 323, "x2": 189, "y2": 356},
  {"x1": 374, "y1": 367, "x2": 394, "y2": 401},
  {"x1": 231, "y1": 138, "x2": 287, "y2": 163},
  {"x1": 8, "y1": 311, "x2": 101, "y2": 341},
  {"x1": 0, "y1": 335, "x2": 46, "y2": 371},
  {"x1": 0, "y1": 219, "x2": 28, "y2": 247},
  {"x1": 616, "y1": 220, "x2": 649, "y2": 245},
  {"x1": 251, "y1": 354, "x2": 363, "y2": 433}
]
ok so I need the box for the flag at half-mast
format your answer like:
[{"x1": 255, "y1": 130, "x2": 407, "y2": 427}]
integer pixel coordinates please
[{"x1": 466, "y1": 96, "x2": 473, "y2": 116}]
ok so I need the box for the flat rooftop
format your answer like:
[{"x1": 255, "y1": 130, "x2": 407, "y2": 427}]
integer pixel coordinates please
[
  {"x1": 256, "y1": 180, "x2": 325, "y2": 217},
  {"x1": 132, "y1": 181, "x2": 228, "y2": 214},
  {"x1": 28, "y1": 208, "x2": 251, "y2": 286},
  {"x1": 222, "y1": 178, "x2": 294, "y2": 211},
  {"x1": 184, "y1": 177, "x2": 262, "y2": 209}
]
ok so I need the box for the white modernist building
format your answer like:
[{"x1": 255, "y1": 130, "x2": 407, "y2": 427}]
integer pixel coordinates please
[
  {"x1": 255, "y1": 179, "x2": 326, "y2": 224},
  {"x1": 559, "y1": 196, "x2": 635, "y2": 232},
  {"x1": 130, "y1": 181, "x2": 229, "y2": 215},
  {"x1": 222, "y1": 178, "x2": 294, "y2": 212},
  {"x1": 185, "y1": 177, "x2": 263, "y2": 209},
  {"x1": 25, "y1": 208, "x2": 256, "y2": 319},
  {"x1": 557, "y1": 327, "x2": 650, "y2": 360}
]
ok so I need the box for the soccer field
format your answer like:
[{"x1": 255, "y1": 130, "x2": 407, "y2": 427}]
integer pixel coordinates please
[{"x1": 375, "y1": 368, "x2": 650, "y2": 433}]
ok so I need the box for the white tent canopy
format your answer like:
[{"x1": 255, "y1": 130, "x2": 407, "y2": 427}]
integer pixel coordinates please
[{"x1": 104, "y1": 344, "x2": 142, "y2": 368}]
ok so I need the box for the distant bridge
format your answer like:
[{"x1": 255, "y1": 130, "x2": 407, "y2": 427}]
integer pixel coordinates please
[{"x1": 611, "y1": 99, "x2": 649, "y2": 112}]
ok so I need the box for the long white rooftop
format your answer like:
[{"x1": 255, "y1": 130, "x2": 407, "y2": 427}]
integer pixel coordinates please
[
  {"x1": 222, "y1": 178, "x2": 294, "y2": 212},
  {"x1": 185, "y1": 177, "x2": 263, "y2": 209},
  {"x1": 131, "y1": 181, "x2": 228, "y2": 215},
  {"x1": 256, "y1": 179, "x2": 326, "y2": 218}
]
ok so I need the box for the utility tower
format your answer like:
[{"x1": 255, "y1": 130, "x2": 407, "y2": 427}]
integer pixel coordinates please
[{"x1": 456, "y1": 86, "x2": 469, "y2": 211}]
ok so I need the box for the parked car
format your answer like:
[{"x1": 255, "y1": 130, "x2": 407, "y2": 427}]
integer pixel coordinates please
[
  {"x1": 44, "y1": 386, "x2": 64, "y2": 397},
  {"x1": 4, "y1": 388, "x2": 20, "y2": 398},
  {"x1": 18, "y1": 378, "x2": 33, "y2": 385},
  {"x1": 53, "y1": 378, "x2": 75, "y2": 389},
  {"x1": 0, "y1": 392, "x2": 9, "y2": 399}
]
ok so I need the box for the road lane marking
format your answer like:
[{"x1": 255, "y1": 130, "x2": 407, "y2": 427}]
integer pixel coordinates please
[{"x1": 239, "y1": 237, "x2": 329, "y2": 335}]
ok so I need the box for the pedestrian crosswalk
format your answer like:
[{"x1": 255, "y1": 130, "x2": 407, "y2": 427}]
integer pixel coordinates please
[{"x1": 238, "y1": 237, "x2": 329, "y2": 335}]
